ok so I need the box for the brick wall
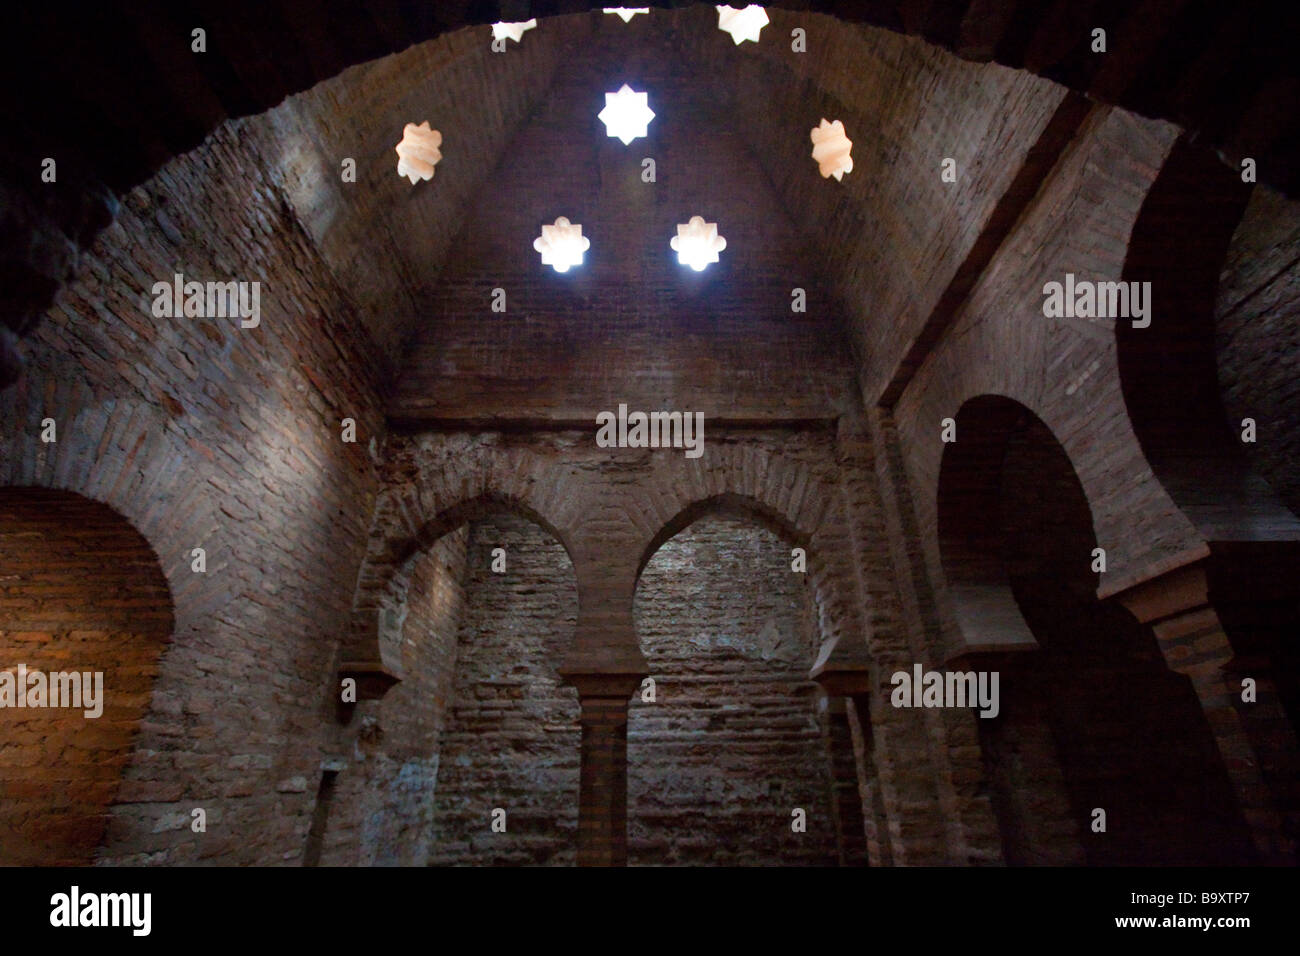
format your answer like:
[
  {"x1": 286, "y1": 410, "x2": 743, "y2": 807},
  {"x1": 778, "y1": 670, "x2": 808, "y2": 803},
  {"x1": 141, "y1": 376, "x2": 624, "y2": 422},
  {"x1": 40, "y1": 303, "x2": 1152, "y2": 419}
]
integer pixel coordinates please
[
  {"x1": 668, "y1": 7, "x2": 1064, "y2": 402},
  {"x1": 893, "y1": 106, "x2": 1207, "y2": 601},
  {"x1": 1216, "y1": 185, "x2": 1300, "y2": 519},
  {"x1": 0, "y1": 488, "x2": 172, "y2": 865},
  {"x1": 0, "y1": 115, "x2": 387, "y2": 864},
  {"x1": 1, "y1": 8, "x2": 1293, "y2": 870},
  {"x1": 263, "y1": 17, "x2": 589, "y2": 370},
  {"x1": 1115, "y1": 138, "x2": 1297, "y2": 547},
  {"x1": 629, "y1": 514, "x2": 839, "y2": 866},
  {"x1": 352, "y1": 423, "x2": 994, "y2": 865},
  {"x1": 428, "y1": 515, "x2": 581, "y2": 865}
]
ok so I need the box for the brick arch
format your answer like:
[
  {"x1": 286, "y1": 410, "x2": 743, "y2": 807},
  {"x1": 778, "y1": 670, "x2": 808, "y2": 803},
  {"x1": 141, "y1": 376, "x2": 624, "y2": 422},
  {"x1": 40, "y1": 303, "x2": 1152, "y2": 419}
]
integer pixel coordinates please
[
  {"x1": 936, "y1": 393, "x2": 1095, "y2": 653},
  {"x1": 627, "y1": 501, "x2": 841, "y2": 865},
  {"x1": 631, "y1": 449, "x2": 831, "y2": 560},
  {"x1": 635, "y1": 491, "x2": 811, "y2": 583},
  {"x1": 0, "y1": 486, "x2": 175, "y2": 865},
  {"x1": 345, "y1": 447, "x2": 585, "y2": 691},
  {"x1": 886, "y1": 109, "x2": 1213, "y2": 593},
  {"x1": 383, "y1": 492, "x2": 576, "y2": 588},
  {"x1": 1117, "y1": 135, "x2": 1300, "y2": 543},
  {"x1": 937, "y1": 397, "x2": 1260, "y2": 865},
  {"x1": 0, "y1": 379, "x2": 229, "y2": 638},
  {"x1": 0, "y1": 349, "x2": 362, "y2": 861},
  {"x1": 630, "y1": 450, "x2": 863, "y2": 671}
]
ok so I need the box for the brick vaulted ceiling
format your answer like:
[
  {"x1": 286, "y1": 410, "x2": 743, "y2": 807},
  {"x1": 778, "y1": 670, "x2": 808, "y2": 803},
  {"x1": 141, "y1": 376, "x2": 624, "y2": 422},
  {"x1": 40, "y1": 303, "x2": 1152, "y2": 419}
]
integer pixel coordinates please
[{"x1": 2, "y1": 1, "x2": 1297, "y2": 404}]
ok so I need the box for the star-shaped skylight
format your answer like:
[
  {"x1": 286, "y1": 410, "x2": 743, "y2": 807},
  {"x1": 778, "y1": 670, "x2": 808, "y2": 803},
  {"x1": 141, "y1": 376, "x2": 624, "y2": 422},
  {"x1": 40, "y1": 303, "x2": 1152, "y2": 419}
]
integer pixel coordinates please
[
  {"x1": 534, "y1": 217, "x2": 591, "y2": 272},
  {"x1": 394, "y1": 121, "x2": 442, "y2": 185},
  {"x1": 810, "y1": 119, "x2": 853, "y2": 181},
  {"x1": 491, "y1": 19, "x2": 537, "y2": 43},
  {"x1": 670, "y1": 216, "x2": 727, "y2": 271},
  {"x1": 603, "y1": 7, "x2": 650, "y2": 22},
  {"x1": 598, "y1": 85, "x2": 656, "y2": 145},
  {"x1": 716, "y1": 5, "x2": 769, "y2": 45}
]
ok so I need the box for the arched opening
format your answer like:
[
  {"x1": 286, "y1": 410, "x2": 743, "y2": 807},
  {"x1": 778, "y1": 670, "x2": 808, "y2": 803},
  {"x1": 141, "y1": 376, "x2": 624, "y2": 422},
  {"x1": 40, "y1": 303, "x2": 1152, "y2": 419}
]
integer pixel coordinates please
[
  {"x1": 938, "y1": 397, "x2": 1253, "y2": 864},
  {"x1": 629, "y1": 507, "x2": 843, "y2": 865},
  {"x1": 0, "y1": 1, "x2": 1293, "y2": 874},
  {"x1": 1117, "y1": 135, "x2": 1290, "y2": 539},
  {"x1": 1119, "y1": 137, "x2": 1300, "y2": 773},
  {"x1": 1214, "y1": 185, "x2": 1300, "y2": 749},
  {"x1": 937, "y1": 397, "x2": 1042, "y2": 654},
  {"x1": 0, "y1": 487, "x2": 173, "y2": 865},
  {"x1": 1217, "y1": 184, "x2": 1300, "y2": 521},
  {"x1": 330, "y1": 505, "x2": 580, "y2": 866}
]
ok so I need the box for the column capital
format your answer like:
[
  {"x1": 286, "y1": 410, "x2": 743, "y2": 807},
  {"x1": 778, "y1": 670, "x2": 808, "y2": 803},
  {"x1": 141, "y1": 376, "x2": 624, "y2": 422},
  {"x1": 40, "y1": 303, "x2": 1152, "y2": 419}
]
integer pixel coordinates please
[
  {"x1": 1112, "y1": 559, "x2": 1210, "y2": 625},
  {"x1": 337, "y1": 660, "x2": 402, "y2": 701},
  {"x1": 813, "y1": 666, "x2": 873, "y2": 697},
  {"x1": 558, "y1": 668, "x2": 645, "y2": 702},
  {"x1": 810, "y1": 631, "x2": 874, "y2": 685}
]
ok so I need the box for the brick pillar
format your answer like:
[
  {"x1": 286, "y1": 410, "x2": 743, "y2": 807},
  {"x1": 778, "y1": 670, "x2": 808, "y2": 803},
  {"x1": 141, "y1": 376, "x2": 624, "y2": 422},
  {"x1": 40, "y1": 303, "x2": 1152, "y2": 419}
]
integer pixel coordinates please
[
  {"x1": 824, "y1": 696, "x2": 870, "y2": 866},
  {"x1": 566, "y1": 673, "x2": 641, "y2": 867},
  {"x1": 1118, "y1": 562, "x2": 1298, "y2": 864},
  {"x1": 846, "y1": 692, "x2": 896, "y2": 866}
]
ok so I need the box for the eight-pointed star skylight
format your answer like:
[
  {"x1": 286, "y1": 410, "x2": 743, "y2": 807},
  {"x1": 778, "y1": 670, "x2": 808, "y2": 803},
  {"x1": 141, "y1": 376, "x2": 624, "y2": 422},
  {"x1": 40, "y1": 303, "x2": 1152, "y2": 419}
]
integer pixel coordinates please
[
  {"x1": 394, "y1": 122, "x2": 442, "y2": 184},
  {"x1": 534, "y1": 217, "x2": 592, "y2": 273},
  {"x1": 390, "y1": 13, "x2": 846, "y2": 275},
  {"x1": 810, "y1": 119, "x2": 853, "y2": 181},
  {"x1": 670, "y1": 217, "x2": 728, "y2": 271},
  {"x1": 598, "y1": 85, "x2": 656, "y2": 145}
]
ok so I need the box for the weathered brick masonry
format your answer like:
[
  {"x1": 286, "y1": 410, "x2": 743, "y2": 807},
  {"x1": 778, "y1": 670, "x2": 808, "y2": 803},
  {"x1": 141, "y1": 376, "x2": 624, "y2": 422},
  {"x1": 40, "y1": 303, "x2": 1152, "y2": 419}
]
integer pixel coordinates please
[
  {"x1": 1217, "y1": 188, "x2": 1300, "y2": 520},
  {"x1": 0, "y1": 118, "x2": 388, "y2": 865},
  {"x1": 0, "y1": 6, "x2": 1297, "y2": 867},
  {"x1": 428, "y1": 516, "x2": 580, "y2": 866},
  {"x1": 321, "y1": 529, "x2": 469, "y2": 866},
  {"x1": 630, "y1": 514, "x2": 837, "y2": 866},
  {"x1": 0, "y1": 489, "x2": 173, "y2": 865}
]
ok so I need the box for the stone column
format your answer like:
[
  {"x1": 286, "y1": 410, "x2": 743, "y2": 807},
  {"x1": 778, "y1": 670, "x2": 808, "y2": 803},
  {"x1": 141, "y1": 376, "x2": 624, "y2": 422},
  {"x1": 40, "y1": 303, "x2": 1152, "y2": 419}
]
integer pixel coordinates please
[
  {"x1": 1117, "y1": 562, "x2": 1298, "y2": 864},
  {"x1": 564, "y1": 673, "x2": 641, "y2": 867}
]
